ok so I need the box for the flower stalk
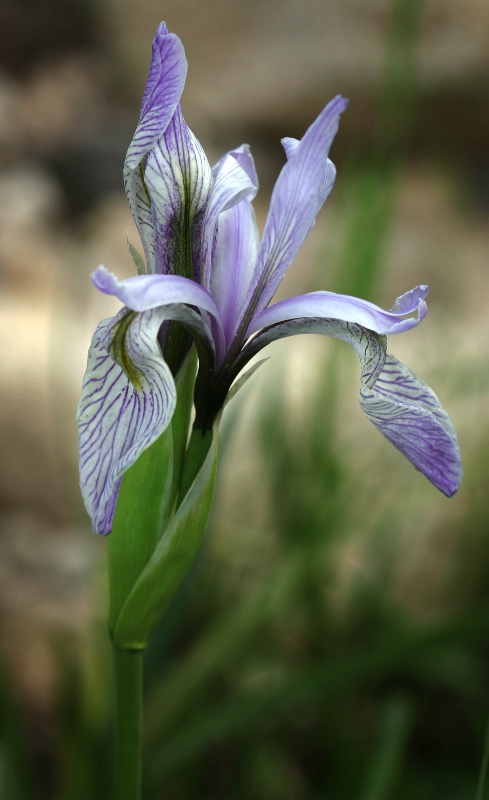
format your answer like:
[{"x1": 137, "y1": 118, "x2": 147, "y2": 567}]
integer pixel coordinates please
[{"x1": 113, "y1": 647, "x2": 143, "y2": 800}]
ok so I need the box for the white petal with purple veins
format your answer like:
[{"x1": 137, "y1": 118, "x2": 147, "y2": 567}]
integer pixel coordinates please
[
  {"x1": 237, "y1": 317, "x2": 387, "y2": 389},
  {"x1": 359, "y1": 353, "x2": 462, "y2": 496},
  {"x1": 77, "y1": 307, "x2": 177, "y2": 535},
  {"x1": 144, "y1": 107, "x2": 212, "y2": 279},
  {"x1": 236, "y1": 317, "x2": 461, "y2": 495}
]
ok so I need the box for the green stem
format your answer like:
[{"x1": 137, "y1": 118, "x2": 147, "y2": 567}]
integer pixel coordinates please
[{"x1": 113, "y1": 647, "x2": 144, "y2": 800}]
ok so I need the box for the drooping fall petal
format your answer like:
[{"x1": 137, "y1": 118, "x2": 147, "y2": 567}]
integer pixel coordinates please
[
  {"x1": 237, "y1": 316, "x2": 461, "y2": 495},
  {"x1": 77, "y1": 307, "x2": 178, "y2": 534},
  {"x1": 359, "y1": 353, "x2": 462, "y2": 496}
]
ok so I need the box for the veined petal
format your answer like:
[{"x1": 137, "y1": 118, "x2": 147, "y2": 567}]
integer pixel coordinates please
[
  {"x1": 235, "y1": 317, "x2": 387, "y2": 390},
  {"x1": 144, "y1": 106, "x2": 212, "y2": 279},
  {"x1": 77, "y1": 307, "x2": 177, "y2": 535},
  {"x1": 359, "y1": 353, "x2": 462, "y2": 496},
  {"x1": 248, "y1": 286, "x2": 429, "y2": 337},
  {"x1": 125, "y1": 23, "x2": 187, "y2": 171},
  {"x1": 92, "y1": 265, "x2": 226, "y2": 362},
  {"x1": 211, "y1": 199, "x2": 260, "y2": 346},
  {"x1": 124, "y1": 24, "x2": 188, "y2": 273},
  {"x1": 235, "y1": 317, "x2": 461, "y2": 496},
  {"x1": 201, "y1": 153, "x2": 257, "y2": 292},
  {"x1": 246, "y1": 95, "x2": 348, "y2": 316}
]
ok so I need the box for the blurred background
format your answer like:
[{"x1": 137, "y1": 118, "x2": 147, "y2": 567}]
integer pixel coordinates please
[{"x1": 0, "y1": 0, "x2": 488, "y2": 797}]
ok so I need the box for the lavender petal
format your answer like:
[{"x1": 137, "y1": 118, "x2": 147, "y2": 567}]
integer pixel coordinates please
[
  {"x1": 125, "y1": 23, "x2": 187, "y2": 171},
  {"x1": 359, "y1": 353, "x2": 462, "y2": 496},
  {"x1": 249, "y1": 285, "x2": 429, "y2": 337},
  {"x1": 124, "y1": 24, "x2": 188, "y2": 273},
  {"x1": 211, "y1": 200, "x2": 260, "y2": 347},
  {"x1": 212, "y1": 144, "x2": 259, "y2": 195},
  {"x1": 201, "y1": 152, "x2": 257, "y2": 293},
  {"x1": 282, "y1": 138, "x2": 337, "y2": 210},
  {"x1": 246, "y1": 95, "x2": 348, "y2": 315}
]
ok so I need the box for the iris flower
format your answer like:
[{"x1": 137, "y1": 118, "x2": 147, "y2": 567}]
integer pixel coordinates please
[{"x1": 78, "y1": 23, "x2": 461, "y2": 535}]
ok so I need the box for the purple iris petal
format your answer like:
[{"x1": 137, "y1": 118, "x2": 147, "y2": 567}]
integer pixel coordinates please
[
  {"x1": 213, "y1": 144, "x2": 259, "y2": 196},
  {"x1": 125, "y1": 23, "x2": 187, "y2": 171},
  {"x1": 201, "y1": 153, "x2": 257, "y2": 292},
  {"x1": 244, "y1": 95, "x2": 348, "y2": 317},
  {"x1": 124, "y1": 24, "x2": 188, "y2": 274},
  {"x1": 77, "y1": 307, "x2": 178, "y2": 534},
  {"x1": 281, "y1": 136, "x2": 300, "y2": 160},
  {"x1": 248, "y1": 285, "x2": 429, "y2": 337},
  {"x1": 211, "y1": 199, "x2": 260, "y2": 347},
  {"x1": 359, "y1": 353, "x2": 462, "y2": 496},
  {"x1": 282, "y1": 138, "x2": 337, "y2": 210}
]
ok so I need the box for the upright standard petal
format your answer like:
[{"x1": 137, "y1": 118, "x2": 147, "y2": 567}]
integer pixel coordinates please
[
  {"x1": 359, "y1": 353, "x2": 462, "y2": 496},
  {"x1": 77, "y1": 307, "x2": 178, "y2": 534},
  {"x1": 244, "y1": 95, "x2": 348, "y2": 318},
  {"x1": 201, "y1": 153, "x2": 257, "y2": 292},
  {"x1": 124, "y1": 25, "x2": 188, "y2": 273},
  {"x1": 211, "y1": 199, "x2": 260, "y2": 347},
  {"x1": 125, "y1": 24, "x2": 187, "y2": 171},
  {"x1": 212, "y1": 144, "x2": 259, "y2": 197},
  {"x1": 281, "y1": 138, "x2": 337, "y2": 212}
]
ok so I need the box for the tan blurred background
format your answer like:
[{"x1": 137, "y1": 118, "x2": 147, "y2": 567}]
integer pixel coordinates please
[{"x1": 0, "y1": 0, "x2": 487, "y2": 714}]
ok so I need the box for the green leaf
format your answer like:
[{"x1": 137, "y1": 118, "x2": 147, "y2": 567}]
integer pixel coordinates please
[
  {"x1": 108, "y1": 426, "x2": 174, "y2": 636},
  {"x1": 108, "y1": 350, "x2": 197, "y2": 637},
  {"x1": 113, "y1": 426, "x2": 219, "y2": 649}
]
